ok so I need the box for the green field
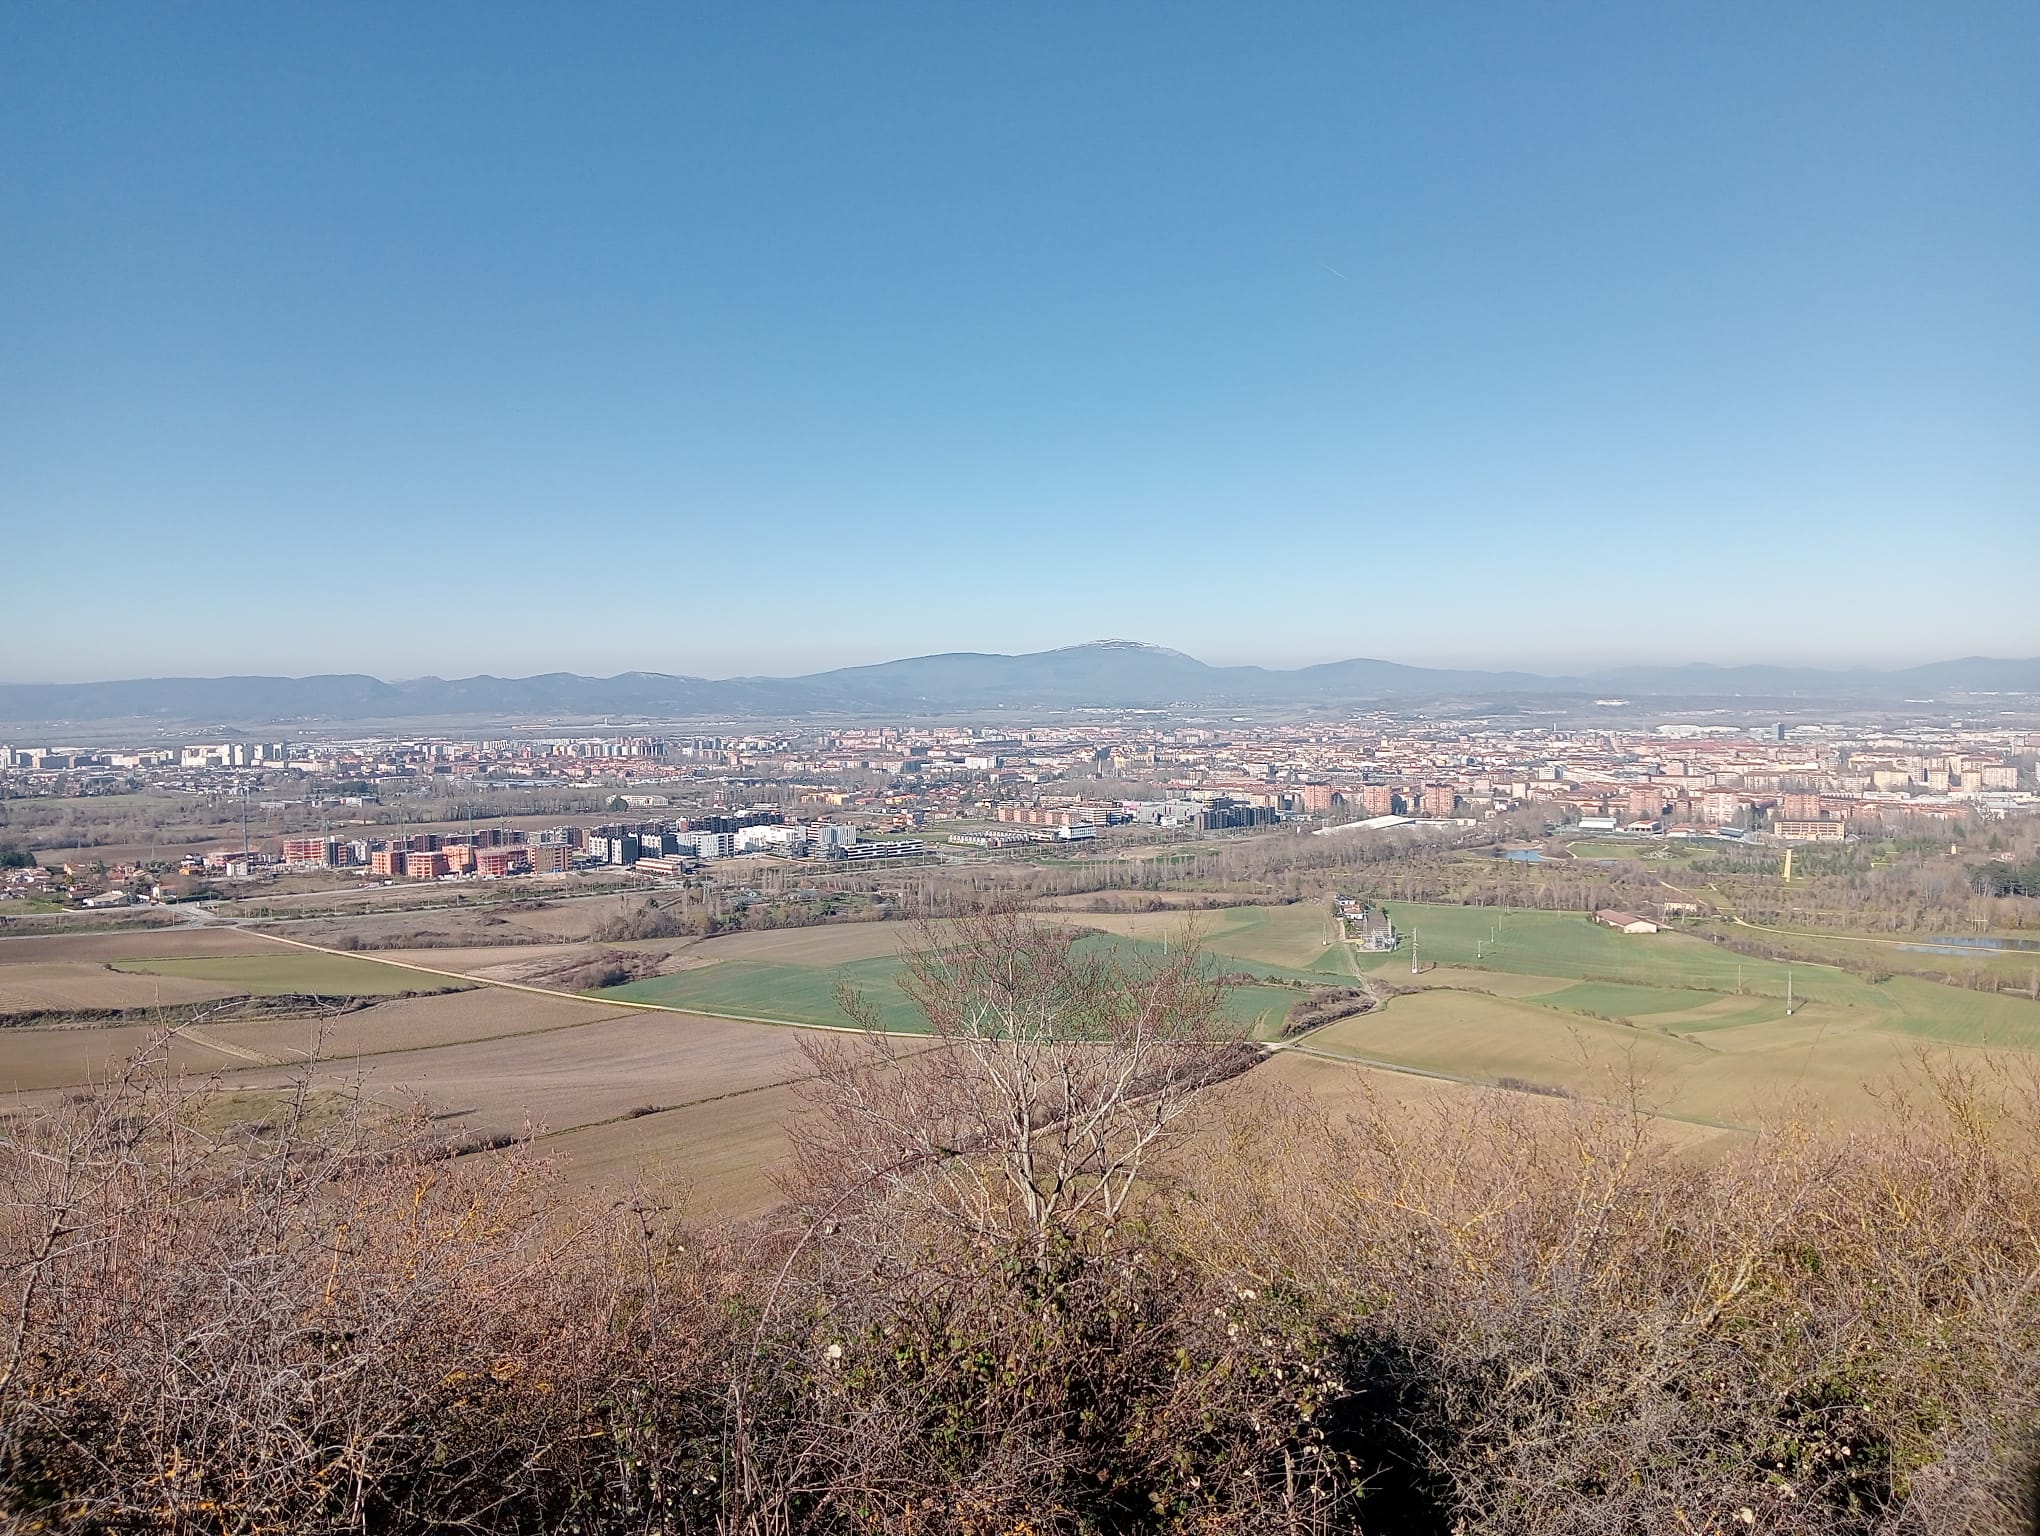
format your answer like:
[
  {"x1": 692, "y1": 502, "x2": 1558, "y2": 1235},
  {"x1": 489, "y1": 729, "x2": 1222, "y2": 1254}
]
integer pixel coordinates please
[
  {"x1": 111, "y1": 951, "x2": 464, "y2": 997},
  {"x1": 1062, "y1": 904, "x2": 1357, "y2": 978},
  {"x1": 1370, "y1": 903, "x2": 1797, "y2": 989},
  {"x1": 603, "y1": 954, "x2": 930, "y2": 1031},
  {"x1": 1559, "y1": 840, "x2": 1656, "y2": 860},
  {"x1": 600, "y1": 931, "x2": 1308, "y2": 1039},
  {"x1": 587, "y1": 899, "x2": 2040, "y2": 1130},
  {"x1": 1267, "y1": 899, "x2": 2040, "y2": 1118},
  {"x1": 1363, "y1": 902, "x2": 2040, "y2": 1037}
]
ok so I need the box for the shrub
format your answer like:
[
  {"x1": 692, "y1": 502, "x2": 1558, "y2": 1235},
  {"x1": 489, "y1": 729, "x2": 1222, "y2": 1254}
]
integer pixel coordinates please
[
  {"x1": 1182, "y1": 1068, "x2": 2040, "y2": 1533},
  {"x1": 1285, "y1": 985, "x2": 1375, "y2": 1034},
  {"x1": 591, "y1": 899, "x2": 686, "y2": 942},
  {"x1": 8, "y1": 937, "x2": 2040, "y2": 1533}
]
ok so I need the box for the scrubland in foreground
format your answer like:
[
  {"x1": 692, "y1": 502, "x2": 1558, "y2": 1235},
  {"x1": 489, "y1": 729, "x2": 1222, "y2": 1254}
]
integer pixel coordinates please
[{"x1": 4, "y1": 913, "x2": 2039, "y2": 1535}]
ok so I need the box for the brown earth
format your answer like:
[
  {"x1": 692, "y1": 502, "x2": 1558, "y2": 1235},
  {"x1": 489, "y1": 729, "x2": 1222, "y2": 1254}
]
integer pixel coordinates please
[
  {"x1": 201, "y1": 988, "x2": 636, "y2": 1065},
  {"x1": 0, "y1": 927, "x2": 280, "y2": 963},
  {"x1": 0, "y1": 962, "x2": 242, "y2": 1013},
  {"x1": 211, "y1": 1008, "x2": 815, "y2": 1149}
]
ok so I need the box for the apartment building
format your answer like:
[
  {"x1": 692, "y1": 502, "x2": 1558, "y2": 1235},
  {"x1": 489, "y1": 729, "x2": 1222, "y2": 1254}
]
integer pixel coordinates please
[
  {"x1": 1774, "y1": 818, "x2": 1847, "y2": 842},
  {"x1": 475, "y1": 847, "x2": 529, "y2": 878}
]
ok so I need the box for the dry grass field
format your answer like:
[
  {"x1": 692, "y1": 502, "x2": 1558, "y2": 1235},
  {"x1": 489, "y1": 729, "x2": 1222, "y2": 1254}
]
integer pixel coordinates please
[
  {"x1": 0, "y1": 1027, "x2": 262, "y2": 1093},
  {"x1": 201, "y1": 988, "x2": 636, "y2": 1065},
  {"x1": 537, "y1": 1079, "x2": 811, "y2": 1208},
  {"x1": 1231, "y1": 1046, "x2": 1469, "y2": 1114},
  {"x1": 544, "y1": 1051, "x2": 1652, "y2": 1216},
  {"x1": 0, "y1": 918, "x2": 831, "y2": 1211},
  {"x1": 218, "y1": 1009, "x2": 814, "y2": 1148},
  {"x1": 488, "y1": 893, "x2": 637, "y2": 940},
  {"x1": 1307, "y1": 989, "x2": 1690, "y2": 1091},
  {"x1": 1211, "y1": 1048, "x2": 1751, "y2": 1164},
  {"x1": 0, "y1": 927, "x2": 277, "y2": 963},
  {"x1": 109, "y1": 951, "x2": 460, "y2": 996},
  {"x1": 258, "y1": 891, "x2": 641, "y2": 950},
  {"x1": 362, "y1": 943, "x2": 603, "y2": 981},
  {"x1": 1304, "y1": 987, "x2": 1935, "y2": 1129},
  {"x1": 0, "y1": 962, "x2": 241, "y2": 1012}
]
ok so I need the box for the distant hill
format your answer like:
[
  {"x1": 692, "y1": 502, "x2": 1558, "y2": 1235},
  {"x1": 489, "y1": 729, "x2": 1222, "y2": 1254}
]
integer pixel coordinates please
[{"x1": 2, "y1": 641, "x2": 2036, "y2": 728}]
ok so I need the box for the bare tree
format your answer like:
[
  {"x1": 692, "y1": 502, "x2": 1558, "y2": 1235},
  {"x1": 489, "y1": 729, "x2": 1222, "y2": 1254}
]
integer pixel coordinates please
[
  {"x1": 721, "y1": 911, "x2": 1336, "y2": 1534},
  {"x1": 789, "y1": 906, "x2": 1258, "y2": 1254}
]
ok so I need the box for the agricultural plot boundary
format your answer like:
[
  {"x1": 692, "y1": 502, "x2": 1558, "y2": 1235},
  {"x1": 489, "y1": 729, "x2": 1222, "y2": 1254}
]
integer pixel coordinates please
[
  {"x1": 233, "y1": 927, "x2": 886, "y2": 1036},
  {"x1": 212, "y1": 926, "x2": 1511, "y2": 1105}
]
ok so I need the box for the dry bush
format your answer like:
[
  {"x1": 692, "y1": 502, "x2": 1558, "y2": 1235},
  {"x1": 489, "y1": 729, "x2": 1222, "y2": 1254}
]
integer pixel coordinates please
[
  {"x1": 520, "y1": 947, "x2": 668, "y2": 992},
  {"x1": 722, "y1": 1198, "x2": 1360, "y2": 1534},
  {"x1": 592, "y1": 901, "x2": 687, "y2": 943},
  {"x1": 1286, "y1": 986, "x2": 1376, "y2": 1035},
  {"x1": 9, "y1": 928, "x2": 2040, "y2": 1535},
  {"x1": 0, "y1": 918, "x2": 1336, "y2": 1536},
  {"x1": 729, "y1": 909, "x2": 1341, "y2": 1532},
  {"x1": 0, "y1": 1041, "x2": 737, "y2": 1533},
  {"x1": 1180, "y1": 1067, "x2": 2040, "y2": 1535}
]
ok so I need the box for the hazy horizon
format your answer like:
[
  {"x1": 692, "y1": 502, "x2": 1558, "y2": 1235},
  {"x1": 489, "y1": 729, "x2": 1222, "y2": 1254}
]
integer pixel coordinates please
[
  {"x1": 10, "y1": 636, "x2": 2040, "y2": 690},
  {"x1": 5, "y1": 5, "x2": 2035, "y2": 680}
]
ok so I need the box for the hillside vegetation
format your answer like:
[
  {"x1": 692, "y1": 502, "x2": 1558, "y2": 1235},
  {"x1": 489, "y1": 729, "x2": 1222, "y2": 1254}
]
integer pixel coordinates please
[{"x1": 4, "y1": 913, "x2": 2039, "y2": 1534}]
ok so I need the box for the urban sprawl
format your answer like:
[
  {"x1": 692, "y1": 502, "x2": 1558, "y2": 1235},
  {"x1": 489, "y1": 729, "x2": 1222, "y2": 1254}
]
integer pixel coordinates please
[{"x1": 4, "y1": 712, "x2": 2035, "y2": 904}]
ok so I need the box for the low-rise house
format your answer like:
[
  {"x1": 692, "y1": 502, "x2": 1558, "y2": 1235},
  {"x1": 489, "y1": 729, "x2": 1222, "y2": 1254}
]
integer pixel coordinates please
[{"x1": 1594, "y1": 909, "x2": 1659, "y2": 934}]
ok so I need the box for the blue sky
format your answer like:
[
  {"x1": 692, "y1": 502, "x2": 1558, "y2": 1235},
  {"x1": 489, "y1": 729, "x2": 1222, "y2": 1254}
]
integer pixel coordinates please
[{"x1": 3, "y1": 3, "x2": 2035, "y2": 682}]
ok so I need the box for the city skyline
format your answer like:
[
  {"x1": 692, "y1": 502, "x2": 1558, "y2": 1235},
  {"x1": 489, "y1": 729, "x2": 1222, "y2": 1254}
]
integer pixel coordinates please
[{"x1": 4, "y1": 4, "x2": 2036, "y2": 679}]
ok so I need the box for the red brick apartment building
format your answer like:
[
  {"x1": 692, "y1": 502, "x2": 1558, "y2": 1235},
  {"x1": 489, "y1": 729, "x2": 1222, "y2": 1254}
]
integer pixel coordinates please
[{"x1": 997, "y1": 804, "x2": 1112, "y2": 827}]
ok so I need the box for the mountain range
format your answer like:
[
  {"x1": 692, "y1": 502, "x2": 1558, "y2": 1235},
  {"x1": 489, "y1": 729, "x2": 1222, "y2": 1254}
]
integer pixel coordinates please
[{"x1": 3, "y1": 641, "x2": 2038, "y2": 728}]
